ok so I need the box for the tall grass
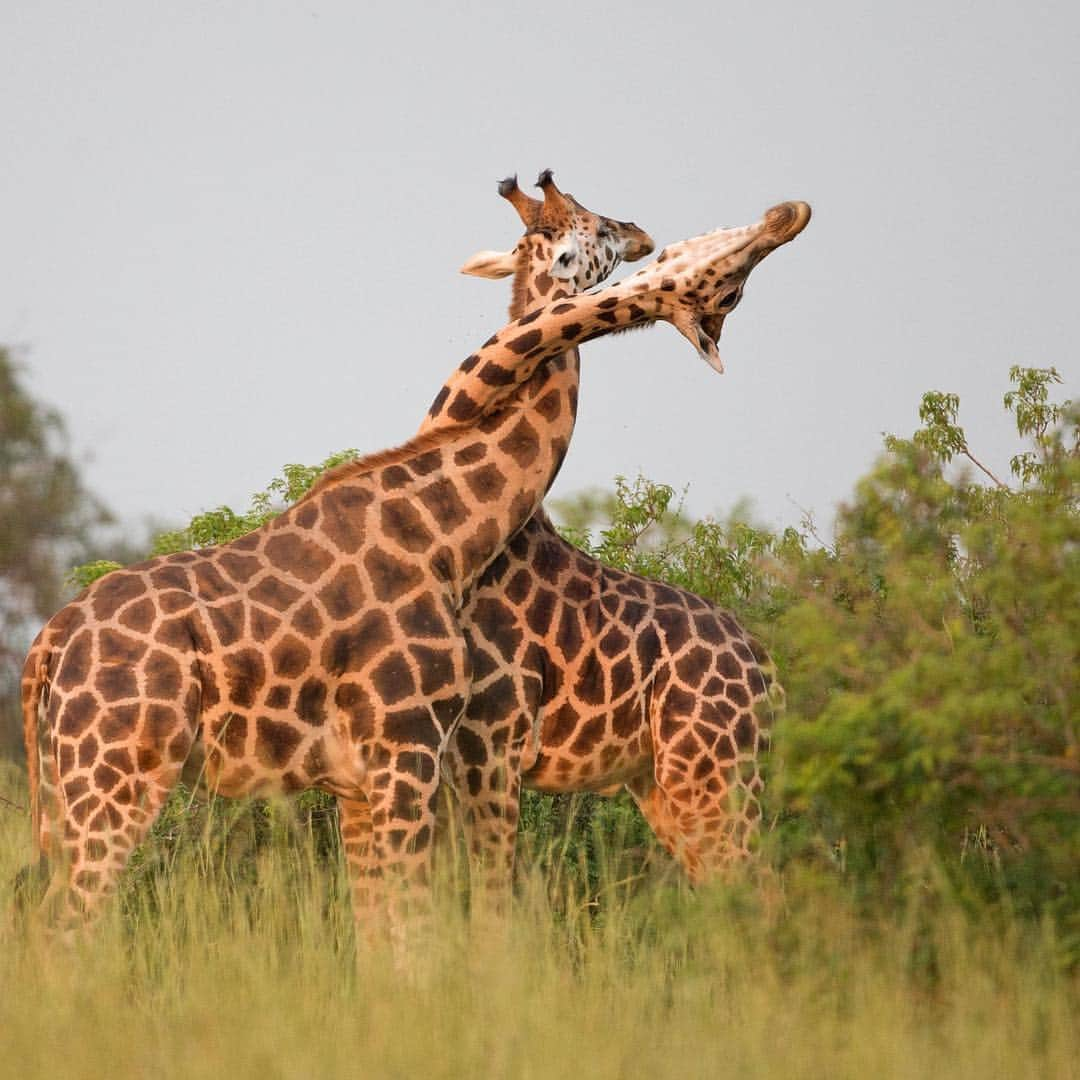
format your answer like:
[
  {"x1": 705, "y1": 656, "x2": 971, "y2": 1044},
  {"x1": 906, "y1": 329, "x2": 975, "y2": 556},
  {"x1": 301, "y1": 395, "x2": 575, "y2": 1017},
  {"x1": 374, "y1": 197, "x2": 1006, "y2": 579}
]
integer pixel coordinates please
[{"x1": 0, "y1": 761, "x2": 1075, "y2": 1080}]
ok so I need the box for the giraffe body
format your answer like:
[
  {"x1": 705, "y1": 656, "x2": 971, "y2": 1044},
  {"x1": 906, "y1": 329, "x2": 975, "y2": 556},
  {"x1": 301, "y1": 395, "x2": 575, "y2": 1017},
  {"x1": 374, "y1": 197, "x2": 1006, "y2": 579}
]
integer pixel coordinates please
[
  {"x1": 449, "y1": 511, "x2": 784, "y2": 886},
  {"x1": 21, "y1": 190, "x2": 809, "y2": 930},
  {"x1": 434, "y1": 182, "x2": 795, "y2": 889}
]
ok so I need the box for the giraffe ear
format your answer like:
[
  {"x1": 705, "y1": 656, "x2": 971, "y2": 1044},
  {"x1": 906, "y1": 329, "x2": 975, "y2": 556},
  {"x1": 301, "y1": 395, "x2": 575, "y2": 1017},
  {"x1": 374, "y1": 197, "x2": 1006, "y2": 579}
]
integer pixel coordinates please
[
  {"x1": 459, "y1": 249, "x2": 517, "y2": 279},
  {"x1": 549, "y1": 235, "x2": 581, "y2": 280},
  {"x1": 672, "y1": 308, "x2": 725, "y2": 374}
]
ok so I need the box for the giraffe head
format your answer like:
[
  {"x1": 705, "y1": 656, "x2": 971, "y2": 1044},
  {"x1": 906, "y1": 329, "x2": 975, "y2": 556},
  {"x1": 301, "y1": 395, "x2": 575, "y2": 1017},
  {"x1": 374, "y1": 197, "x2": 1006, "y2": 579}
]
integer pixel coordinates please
[
  {"x1": 460, "y1": 170, "x2": 654, "y2": 316},
  {"x1": 646, "y1": 201, "x2": 812, "y2": 373}
]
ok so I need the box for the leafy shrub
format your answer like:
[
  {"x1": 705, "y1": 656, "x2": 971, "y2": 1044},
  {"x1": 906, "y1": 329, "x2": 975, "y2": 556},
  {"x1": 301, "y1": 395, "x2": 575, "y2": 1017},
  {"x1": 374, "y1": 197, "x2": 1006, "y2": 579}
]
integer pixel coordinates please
[
  {"x1": 773, "y1": 369, "x2": 1077, "y2": 937},
  {"x1": 552, "y1": 368, "x2": 1077, "y2": 947}
]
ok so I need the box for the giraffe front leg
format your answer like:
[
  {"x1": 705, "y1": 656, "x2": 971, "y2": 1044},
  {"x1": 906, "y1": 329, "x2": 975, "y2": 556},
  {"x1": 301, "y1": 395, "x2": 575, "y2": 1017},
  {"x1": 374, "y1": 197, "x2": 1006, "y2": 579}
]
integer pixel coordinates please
[
  {"x1": 337, "y1": 793, "x2": 382, "y2": 948},
  {"x1": 445, "y1": 686, "x2": 538, "y2": 918},
  {"x1": 339, "y1": 773, "x2": 441, "y2": 956},
  {"x1": 345, "y1": 610, "x2": 469, "y2": 961},
  {"x1": 358, "y1": 740, "x2": 443, "y2": 963},
  {"x1": 443, "y1": 743, "x2": 521, "y2": 918}
]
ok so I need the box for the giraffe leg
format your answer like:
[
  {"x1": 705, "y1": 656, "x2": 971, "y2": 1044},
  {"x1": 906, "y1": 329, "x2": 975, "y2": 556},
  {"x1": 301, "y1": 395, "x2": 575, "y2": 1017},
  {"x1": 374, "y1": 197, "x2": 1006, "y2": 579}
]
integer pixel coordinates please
[
  {"x1": 49, "y1": 772, "x2": 181, "y2": 928},
  {"x1": 359, "y1": 744, "x2": 443, "y2": 956},
  {"x1": 627, "y1": 774, "x2": 705, "y2": 885},
  {"x1": 627, "y1": 747, "x2": 752, "y2": 886},
  {"x1": 339, "y1": 789, "x2": 447, "y2": 951},
  {"x1": 445, "y1": 697, "x2": 537, "y2": 916},
  {"x1": 45, "y1": 691, "x2": 196, "y2": 928},
  {"x1": 443, "y1": 744, "x2": 522, "y2": 915},
  {"x1": 337, "y1": 794, "x2": 382, "y2": 949},
  {"x1": 629, "y1": 653, "x2": 766, "y2": 884},
  {"x1": 338, "y1": 608, "x2": 471, "y2": 956},
  {"x1": 430, "y1": 778, "x2": 470, "y2": 903}
]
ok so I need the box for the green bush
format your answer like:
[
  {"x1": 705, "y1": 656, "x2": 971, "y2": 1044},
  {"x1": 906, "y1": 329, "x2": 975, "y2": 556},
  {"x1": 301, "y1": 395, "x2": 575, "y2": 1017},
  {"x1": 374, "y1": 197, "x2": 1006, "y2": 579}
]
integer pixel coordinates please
[
  {"x1": 773, "y1": 369, "x2": 1077, "y2": 936},
  {"x1": 553, "y1": 368, "x2": 1077, "y2": 948}
]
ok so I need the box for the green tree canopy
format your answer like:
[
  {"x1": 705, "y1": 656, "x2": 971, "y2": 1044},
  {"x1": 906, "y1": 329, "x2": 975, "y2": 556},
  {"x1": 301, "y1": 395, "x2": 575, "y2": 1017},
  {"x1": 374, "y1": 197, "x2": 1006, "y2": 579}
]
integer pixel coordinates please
[
  {"x1": 1, "y1": 351, "x2": 114, "y2": 661},
  {"x1": 0, "y1": 349, "x2": 122, "y2": 755}
]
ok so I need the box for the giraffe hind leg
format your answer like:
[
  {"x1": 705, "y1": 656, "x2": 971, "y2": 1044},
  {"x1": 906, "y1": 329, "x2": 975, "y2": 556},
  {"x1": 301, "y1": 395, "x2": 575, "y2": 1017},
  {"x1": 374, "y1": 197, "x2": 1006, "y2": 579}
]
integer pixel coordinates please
[
  {"x1": 46, "y1": 687, "x2": 196, "y2": 929},
  {"x1": 628, "y1": 774, "x2": 708, "y2": 885},
  {"x1": 628, "y1": 747, "x2": 752, "y2": 886}
]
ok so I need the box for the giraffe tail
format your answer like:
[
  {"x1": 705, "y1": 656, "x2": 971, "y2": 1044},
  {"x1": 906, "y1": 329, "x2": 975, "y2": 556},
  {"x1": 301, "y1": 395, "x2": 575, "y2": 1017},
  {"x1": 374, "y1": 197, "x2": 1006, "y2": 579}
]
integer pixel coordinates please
[{"x1": 20, "y1": 642, "x2": 51, "y2": 860}]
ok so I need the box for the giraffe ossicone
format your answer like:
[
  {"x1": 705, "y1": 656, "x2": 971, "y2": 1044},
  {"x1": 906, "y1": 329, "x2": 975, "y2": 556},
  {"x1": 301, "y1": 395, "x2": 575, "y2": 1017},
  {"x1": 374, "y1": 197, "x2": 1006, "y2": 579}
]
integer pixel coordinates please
[{"x1": 20, "y1": 183, "x2": 809, "y2": 940}]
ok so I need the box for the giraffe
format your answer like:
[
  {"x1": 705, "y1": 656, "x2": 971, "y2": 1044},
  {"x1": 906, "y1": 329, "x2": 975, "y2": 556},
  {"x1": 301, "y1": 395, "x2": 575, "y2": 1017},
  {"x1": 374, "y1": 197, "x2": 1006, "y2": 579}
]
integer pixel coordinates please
[
  {"x1": 427, "y1": 178, "x2": 798, "y2": 895},
  {"x1": 20, "y1": 193, "x2": 809, "y2": 940}
]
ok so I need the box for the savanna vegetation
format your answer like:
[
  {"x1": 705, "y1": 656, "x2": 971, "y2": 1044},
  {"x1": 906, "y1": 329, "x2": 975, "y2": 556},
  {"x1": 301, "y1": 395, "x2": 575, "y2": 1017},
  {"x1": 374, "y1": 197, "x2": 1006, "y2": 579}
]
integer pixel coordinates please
[
  {"x1": 0, "y1": 360, "x2": 1076, "y2": 1078},
  {"x1": 0, "y1": 349, "x2": 134, "y2": 758}
]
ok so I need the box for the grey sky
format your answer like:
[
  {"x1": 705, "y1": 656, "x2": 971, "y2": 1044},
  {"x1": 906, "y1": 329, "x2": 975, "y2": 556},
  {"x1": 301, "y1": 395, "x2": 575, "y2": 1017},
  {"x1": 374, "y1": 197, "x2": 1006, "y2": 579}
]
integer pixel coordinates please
[{"x1": 3, "y1": 1, "x2": 1077, "y2": 539}]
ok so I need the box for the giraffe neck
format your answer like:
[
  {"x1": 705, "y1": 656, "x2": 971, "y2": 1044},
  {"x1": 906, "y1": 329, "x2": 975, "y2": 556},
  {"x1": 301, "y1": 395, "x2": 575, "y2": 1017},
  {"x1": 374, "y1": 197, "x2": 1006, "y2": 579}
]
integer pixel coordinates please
[
  {"x1": 309, "y1": 277, "x2": 670, "y2": 597},
  {"x1": 417, "y1": 236, "x2": 581, "y2": 442},
  {"x1": 508, "y1": 233, "x2": 573, "y2": 321},
  {"x1": 413, "y1": 272, "x2": 657, "y2": 438}
]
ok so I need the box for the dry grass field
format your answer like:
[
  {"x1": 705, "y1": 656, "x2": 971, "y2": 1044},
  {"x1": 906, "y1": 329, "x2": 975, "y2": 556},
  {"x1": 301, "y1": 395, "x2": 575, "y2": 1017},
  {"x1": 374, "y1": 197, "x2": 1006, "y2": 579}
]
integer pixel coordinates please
[{"x1": 0, "y1": 762, "x2": 1075, "y2": 1080}]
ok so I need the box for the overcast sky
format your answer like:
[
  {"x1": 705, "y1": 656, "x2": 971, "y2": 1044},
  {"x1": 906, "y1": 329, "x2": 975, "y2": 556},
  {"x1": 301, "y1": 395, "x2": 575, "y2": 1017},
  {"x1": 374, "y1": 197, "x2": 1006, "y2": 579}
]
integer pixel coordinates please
[{"x1": 3, "y1": 1, "x2": 1077, "y2": 540}]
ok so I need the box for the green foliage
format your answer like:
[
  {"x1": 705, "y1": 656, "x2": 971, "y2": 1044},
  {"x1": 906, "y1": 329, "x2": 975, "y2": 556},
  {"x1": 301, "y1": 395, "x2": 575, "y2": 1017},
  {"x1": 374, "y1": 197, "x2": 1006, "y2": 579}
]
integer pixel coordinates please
[
  {"x1": 772, "y1": 368, "x2": 1078, "y2": 939},
  {"x1": 150, "y1": 449, "x2": 359, "y2": 556},
  {"x1": 553, "y1": 474, "x2": 801, "y2": 620},
  {"x1": 552, "y1": 367, "x2": 1077, "y2": 947},
  {"x1": 1004, "y1": 365, "x2": 1074, "y2": 485},
  {"x1": 51, "y1": 363, "x2": 1078, "y2": 950},
  {"x1": 0, "y1": 348, "x2": 123, "y2": 758},
  {"x1": 65, "y1": 560, "x2": 124, "y2": 589}
]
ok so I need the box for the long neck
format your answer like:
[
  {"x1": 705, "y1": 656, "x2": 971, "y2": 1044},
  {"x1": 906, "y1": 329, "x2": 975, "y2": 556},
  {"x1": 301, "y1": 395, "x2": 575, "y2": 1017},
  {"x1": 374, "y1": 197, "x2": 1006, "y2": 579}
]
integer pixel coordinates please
[
  {"x1": 417, "y1": 273, "x2": 658, "y2": 432},
  {"x1": 419, "y1": 237, "x2": 579, "y2": 438},
  {"x1": 429, "y1": 275, "x2": 663, "y2": 592},
  {"x1": 313, "y1": 276, "x2": 668, "y2": 597},
  {"x1": 500, "y1": 241, "x2": 585, "y2": 489}
]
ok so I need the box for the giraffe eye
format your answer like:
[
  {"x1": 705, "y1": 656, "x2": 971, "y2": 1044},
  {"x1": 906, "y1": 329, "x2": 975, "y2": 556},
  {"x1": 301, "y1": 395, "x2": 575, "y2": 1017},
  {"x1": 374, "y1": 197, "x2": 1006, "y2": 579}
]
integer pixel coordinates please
[{"x1": 720, "y1": 291, "x2": 739, "y2": 308}]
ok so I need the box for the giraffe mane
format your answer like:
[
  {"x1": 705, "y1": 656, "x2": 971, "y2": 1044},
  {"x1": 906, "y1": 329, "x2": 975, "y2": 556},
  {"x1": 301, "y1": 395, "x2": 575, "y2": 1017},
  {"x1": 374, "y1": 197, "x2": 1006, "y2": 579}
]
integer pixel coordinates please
[{"x1": 300, "y1": 423, "x2": 468, "y2": 500}]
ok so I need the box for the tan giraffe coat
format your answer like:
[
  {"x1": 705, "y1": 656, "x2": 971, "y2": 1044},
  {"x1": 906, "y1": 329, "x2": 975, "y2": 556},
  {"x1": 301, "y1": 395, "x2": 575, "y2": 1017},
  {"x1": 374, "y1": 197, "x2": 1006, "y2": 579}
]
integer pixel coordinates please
[
  {"x1": 428, "y1": 188, "x2": 791, "y2": 889},
  {"x1": 21, "y1": 199, "x2": 810, "y2": 929}
]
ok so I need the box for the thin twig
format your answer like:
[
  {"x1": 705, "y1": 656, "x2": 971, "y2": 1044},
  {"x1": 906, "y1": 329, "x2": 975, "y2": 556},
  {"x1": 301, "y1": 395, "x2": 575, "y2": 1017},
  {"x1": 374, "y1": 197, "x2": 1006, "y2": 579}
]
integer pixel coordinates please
[
  {"x1": 962, "y1": 447, "x2": 1010, "y2": 490},
  {"x1": 0, "y1": 793, "x2": 27, "y2": 813}
]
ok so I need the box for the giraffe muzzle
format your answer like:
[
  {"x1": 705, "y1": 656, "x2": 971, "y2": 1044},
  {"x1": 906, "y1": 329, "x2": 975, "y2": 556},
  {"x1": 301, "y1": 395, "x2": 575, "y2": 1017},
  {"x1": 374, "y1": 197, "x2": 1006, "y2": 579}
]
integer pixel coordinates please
[{"x1": 763, "y1": 201, "x2": 812, "y2": 244}]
